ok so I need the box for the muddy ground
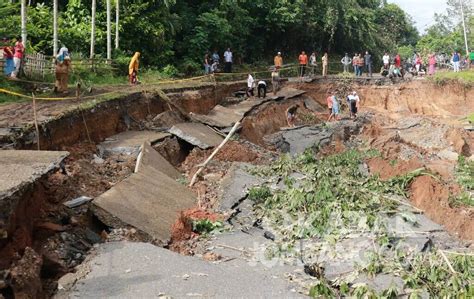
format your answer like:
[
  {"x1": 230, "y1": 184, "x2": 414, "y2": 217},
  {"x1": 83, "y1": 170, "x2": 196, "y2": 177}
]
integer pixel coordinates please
[{"x1": 0, "y1": 77, "x2": 473, "y2": 298}]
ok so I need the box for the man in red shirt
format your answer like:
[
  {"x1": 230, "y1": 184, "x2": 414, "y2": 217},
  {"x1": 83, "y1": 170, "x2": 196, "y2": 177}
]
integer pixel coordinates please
[
  {"x1": 298, "y1": 51, "x2": 308, "y2": 78},
  {"x1": 394, "y1": 53, "x2": 401, "y2": 68},
  {"x1": 12, "y1": 36, "x2": 24, "y2": 78}
]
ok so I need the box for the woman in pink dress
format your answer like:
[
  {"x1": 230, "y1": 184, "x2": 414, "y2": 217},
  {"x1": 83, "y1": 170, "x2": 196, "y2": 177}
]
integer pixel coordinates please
[{"x1": 428, "y1": 54, "x2": 436, "y2": 75}]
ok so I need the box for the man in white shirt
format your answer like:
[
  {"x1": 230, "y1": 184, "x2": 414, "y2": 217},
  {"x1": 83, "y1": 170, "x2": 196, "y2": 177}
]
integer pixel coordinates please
[
  {"x1": 224, "y1": 48, "x2": 233, "y2": 73},
  {"x1": 383, "y1": 53, "x2": 390, "y2": 69},
  {"x1": 246, "y1": 74, "x2": 254, "y2": 97}
]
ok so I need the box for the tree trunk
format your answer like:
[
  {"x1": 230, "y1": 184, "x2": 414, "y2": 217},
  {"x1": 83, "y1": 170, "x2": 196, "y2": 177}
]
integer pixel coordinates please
[
  {"x1": 106, "y1": 0, "x2": 111, "y2": 59},
  {"x1": 53, "y1": 0, "x2": 58, "y2": 56},
  {"x1": 90, "y1": 0, "x2": 96, "y2": 59},
  {"x1": 115, "y1": 0, "x2": 119, "y2": 49},
  {"x1": 21, "y1": 0, "x2": 27, "y2": 46}
]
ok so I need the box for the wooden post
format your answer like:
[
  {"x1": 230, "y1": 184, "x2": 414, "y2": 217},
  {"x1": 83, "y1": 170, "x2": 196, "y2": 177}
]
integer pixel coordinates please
[
  {"x1": 189, "y1": 121, "x2": 241, "y2": 187},
  {"x1": 32, "y1": 93, "x2": 40, "y2": 150}
]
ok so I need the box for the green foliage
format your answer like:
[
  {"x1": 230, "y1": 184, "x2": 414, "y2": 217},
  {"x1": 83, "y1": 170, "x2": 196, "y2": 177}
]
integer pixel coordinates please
[
  {"x1": 247, "y1": 186, "x2": 272, "y2": 204},
  {"x1": 191, "y1": 219, "x2": 223, "y2": 234},
  {"x1": 456, "y1": 155, "x2": 474, "y2": 190},
  {"x1": 309, "y1": 280, "x2": 335, "y2": 298}
]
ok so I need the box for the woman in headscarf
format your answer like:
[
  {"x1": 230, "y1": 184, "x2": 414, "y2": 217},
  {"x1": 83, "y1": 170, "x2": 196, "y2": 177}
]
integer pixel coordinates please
[
  {"x1": 55, "y1": 56, "x2": 71, "y2": 93},
  {"x1": 129, "y1": 52, "x2": 140, "y2": 84}
]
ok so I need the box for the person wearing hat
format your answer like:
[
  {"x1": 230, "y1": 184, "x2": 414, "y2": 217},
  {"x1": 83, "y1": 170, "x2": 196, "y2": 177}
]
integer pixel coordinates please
[
  {"x1": 274, "y1": 52, "x2": 283, "y2": 70},
  {"x1": 1, "y1": 38, "x2": 14, "y2": 76}
]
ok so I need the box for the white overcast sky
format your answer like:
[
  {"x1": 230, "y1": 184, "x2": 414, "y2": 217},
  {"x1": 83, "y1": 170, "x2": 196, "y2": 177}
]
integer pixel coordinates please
[{"x1": 389, "y1": 0, "x2": 449, "y2": 33}]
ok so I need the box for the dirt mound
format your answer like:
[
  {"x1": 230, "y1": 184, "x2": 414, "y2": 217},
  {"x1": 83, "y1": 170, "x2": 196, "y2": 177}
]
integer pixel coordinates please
[
  {"x1": 410, "y1": 176, "x2": 474, "y2": 240},
  {"x1": 367, "y1": 157, "x2": 423, "y2": 180},
  {"x1": 169, "y1": 208, "x2": 223, "y2": 255}
]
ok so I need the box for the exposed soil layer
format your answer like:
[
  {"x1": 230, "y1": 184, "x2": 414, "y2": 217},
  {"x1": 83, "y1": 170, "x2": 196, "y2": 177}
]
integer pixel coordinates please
[
  {"x1": 366, "y1": 157, "x2": 424, "y2": 180},
  {"x1": 240, "y1": 98, "x2": 321, "y2": 145},
  {"x1": 410, "y1": 176, "x2": 474, "y2": 240}
]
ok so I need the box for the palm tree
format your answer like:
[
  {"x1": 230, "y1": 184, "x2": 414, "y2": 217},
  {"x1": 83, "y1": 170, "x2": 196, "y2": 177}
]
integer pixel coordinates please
[
  {"x1": 115, "y1": 0, "x2": 119, "y2": 49},
  {"x1": 106, "y1": 0, "x2": 111, "y2": 59},
  {"x1": 53, "y1": 0, "x2": 58, "y2": 56},
  {"x1": 21, "y1": 0, "x2": 27, "y2": 45}
]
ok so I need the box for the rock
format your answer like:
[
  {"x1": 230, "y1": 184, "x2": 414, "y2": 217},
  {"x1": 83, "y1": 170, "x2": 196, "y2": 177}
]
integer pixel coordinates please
[
  {"x1": 152, "y1": 110, "x2": 186, "y2": 128},
  {"x1": 84, "y1": 228, "x2": 103, "y2": 244},
  {"x1": 10, "y1": 247, "x2": 43, "y2": 299},
  {"x1": 57, "y1": 272, "x2": 78, "y2": 291},
  {"x1": 63, "y1": 196, "x2": 92, "y2": 208},
  {"x1": 169, "y1": 123, "x2": 224, "y2": 149},
  {"x1": 92, "y1": 154, "x2": 104, "y2": 164},
  {"x1": 437, "y1": 149, "x2": 459, "y2": 161},
  {"x1": 203, "y1": 173, "x2": 222, "y2": 182}
]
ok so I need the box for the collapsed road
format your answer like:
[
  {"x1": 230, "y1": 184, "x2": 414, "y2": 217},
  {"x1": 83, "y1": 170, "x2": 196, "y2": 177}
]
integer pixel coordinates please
[{"x1": 0, "y1": 77, "x2": 472, "y2": 298}]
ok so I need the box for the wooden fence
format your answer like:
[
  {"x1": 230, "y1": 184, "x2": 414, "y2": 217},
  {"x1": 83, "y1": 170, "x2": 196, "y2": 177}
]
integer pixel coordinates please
[{"x1": 0, "y1": 52, "x2": 117, "y2": 80}]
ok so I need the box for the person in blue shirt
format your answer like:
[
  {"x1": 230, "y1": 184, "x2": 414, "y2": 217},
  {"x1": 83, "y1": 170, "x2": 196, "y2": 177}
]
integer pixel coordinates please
[{"x1": 452, "y1": 51, "x2": 460, "y2": 72}]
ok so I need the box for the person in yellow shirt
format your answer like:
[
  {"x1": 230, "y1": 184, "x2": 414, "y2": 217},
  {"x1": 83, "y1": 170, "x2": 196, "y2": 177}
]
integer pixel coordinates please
[
  {"x1": 274, "y1": 52, "x2": 283, "y2": 70},
  {"x1": 129, "y1": 52, "x2": 140, "y2": 85}
]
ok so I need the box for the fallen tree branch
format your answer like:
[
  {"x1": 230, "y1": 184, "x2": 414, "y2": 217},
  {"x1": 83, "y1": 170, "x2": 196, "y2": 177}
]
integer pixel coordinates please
[
  {"x1": 189, "y1": 121, "x2": 241, "y2": 187},
  {"x1": 438, "y1": 249, "x2": 456, "y2": 274}
]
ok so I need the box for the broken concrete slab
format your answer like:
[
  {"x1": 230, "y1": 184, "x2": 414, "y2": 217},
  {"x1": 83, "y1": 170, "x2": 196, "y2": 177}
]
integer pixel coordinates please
[
  {"x1": 218, "y1": 163, "x2": 264, "y2": 211},
  {"x1": 65, "y1": 241, "x2": 304, "y2": 298},
  {"x1": 303, "y1": 97, "x2": 326, "y2": 113},
  {"x1": 135, "y1": 142, "x2": 181, "y2": 180},
  {"x1": 98, "y1": 130, "x2": 170, "y2": 157},
  {"x1": 0, "y1": 150, "x2": 68, "y2": 240},
  {"x1": 0, "y1": 150, "x2": 68, "y2": 200},
  {"x1": 169, "y1": 122, "x2": 224, "y2": 149},
  {"x1": 92, "y1": 164, "x2": 196, "y2": 243},
  {"x1": 63, "y1": 196, "x2": 92, "y2": 208},
  {"x1": 276, "y1": 87, "x2": 306, "y2": 100},
  {"x1": 265, "y1": 125, "x2": 333, "y2": 155}
]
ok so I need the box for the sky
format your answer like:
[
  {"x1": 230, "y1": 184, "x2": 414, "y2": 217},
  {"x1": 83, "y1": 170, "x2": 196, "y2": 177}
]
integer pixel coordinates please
[{"x1": 389, "y1": 0, "x2": 449, "y2": 33}]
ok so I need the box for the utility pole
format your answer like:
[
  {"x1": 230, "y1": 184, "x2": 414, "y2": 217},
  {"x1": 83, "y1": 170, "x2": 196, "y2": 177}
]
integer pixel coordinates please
[
  {"x1": 90, "y1": 0, "x2": 96, "y2": 59},
  {"x1": 53, "y1": 0, "x2": 58, "y2": 56},
  {"x1": 460, "y1": 0, "x2": 470, "y2": 55},
  {"x1": 115, "y1": 0, "x2": 119, "y2": 49},
  {"x1": 106, "y1": 0, "x2": 111, "y2": 59},
  {"x1": 20, "y1": 0, "x2": 27, "y2": 46}
]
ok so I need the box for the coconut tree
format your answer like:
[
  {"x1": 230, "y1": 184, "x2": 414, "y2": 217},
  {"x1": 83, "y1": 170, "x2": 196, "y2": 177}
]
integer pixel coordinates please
[
  {"x1": 90, "y1": 0, "x2": 96, "y2": 59},
  {"x1": 115, "y1": 0, "x2": 119, "y2": 49}
]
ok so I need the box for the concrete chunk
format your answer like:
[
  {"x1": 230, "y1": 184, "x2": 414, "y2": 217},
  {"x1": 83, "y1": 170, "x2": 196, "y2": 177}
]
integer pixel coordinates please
[
  {"x1": 98, "y1": 130, "x2": 170, "y2": 157},
  {"x1": 169, "y1": 123, "x2": 224, "y2": 149},
  {"x1": 92, "y1": 165, "x2": 196, "y2": 243},
  {"x1": 136, "y1": 142, "x2": 181, "y2": 179}
]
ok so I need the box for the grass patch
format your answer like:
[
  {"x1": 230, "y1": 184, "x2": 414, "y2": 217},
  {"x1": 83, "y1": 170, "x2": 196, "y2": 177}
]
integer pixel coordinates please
[
  {"x1": 0, "y1": 76, "x2": 29, "y2": 104},
  {"x1": 431, "y1": 70, "x2": 474, "y2": 86}
]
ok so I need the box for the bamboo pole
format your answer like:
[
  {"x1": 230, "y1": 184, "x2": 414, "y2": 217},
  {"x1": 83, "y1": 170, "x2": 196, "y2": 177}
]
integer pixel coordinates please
[
  {"x1": 32, "y1": 93, "x2": 40, "y2": 150},
  {"x1": 189, "y1": 121, "x2": 240, "y2": 187}
]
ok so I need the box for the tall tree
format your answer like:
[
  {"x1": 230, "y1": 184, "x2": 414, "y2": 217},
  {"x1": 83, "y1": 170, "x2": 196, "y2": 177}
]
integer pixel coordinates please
[
  {"x1": 53, "y1": 0, "x2": 57, "y2": 55},
  {"x1": 90, "y1": 0, "x2": 96, "y2": 58},
  {"x1": 21, "y1": 0, "x2": 27, "y2": 45},
  {"x1": 106, "y1": 0, "x2": 111, "y2": 59},
  {"x1": 115, "y1": 0, "x2": 119, "y2": 49}
]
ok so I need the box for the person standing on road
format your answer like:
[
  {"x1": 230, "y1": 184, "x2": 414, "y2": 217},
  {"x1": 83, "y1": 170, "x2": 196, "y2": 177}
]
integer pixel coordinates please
[
  {"x1": 452, "y1": 51, "x2": 460, "y2": 72},
  {"x1": 11, "y1": 36, "x2": 24, "y2": 78},
  {"x1": 274, "y1": 52, "x2": 283, "y2": 70},
  {"x1": 257, "y1": 80, "x2": 267, "y2": 98},
  {"x1": 322, "y1": 52, "x2": 329, "y2": 77},
  {"x1": 298, "y1": 51, "x2": 308, "y2": 77},
  {"x1": 2, "y1": 38, "x2": 14, "y2": 76},
  {"x1": 357, "y1": 53, "x2": 364, "y2": 76},
  {"x1": 128, "y1": 52, "x2": 140, "y2": 84},
  {"x1": 271, "y1": 68, "x2": 280, "y2": 94},
  {"x1": 428, "y1": 54, "x2": 437, "y2": 75},
  {"x1": 309, "y1": 52, "x2": 317, "y2": 75},
  {"x1": 341, "y1": 53, "x2": 352, "y2": 73},
  {"x1": 352, "y1": 53, "x2": 358, "y2": 75},
  {"x1": 224, "y1": 48, "x2": 233, "y2": 73},
  {"x1": 382, "y1": 52, "x2": 390, "y2": 69},
  {"x1": 246, "y1": 74, "x2": 255, "y2": 97},
  {"x1": 364, "y1": 51, "x2": 372, "y2": 77}
]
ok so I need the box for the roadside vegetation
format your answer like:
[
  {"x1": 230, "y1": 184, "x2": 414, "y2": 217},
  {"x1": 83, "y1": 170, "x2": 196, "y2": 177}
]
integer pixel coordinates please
[{"x1": 249, "y1": 149, "x2": 473, "y2": 297}]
